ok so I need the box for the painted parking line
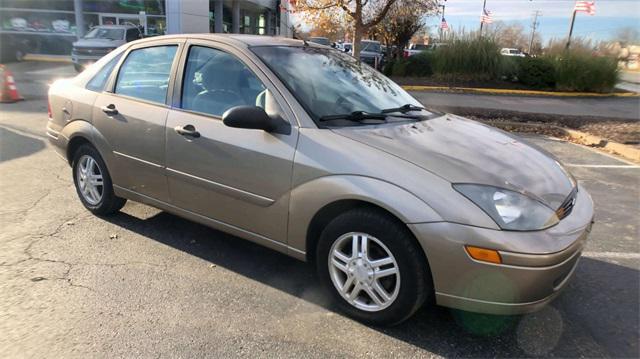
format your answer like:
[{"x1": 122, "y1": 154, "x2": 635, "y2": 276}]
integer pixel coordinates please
[
  {"x1": 583, "y1": 252, "x2": 640, "y2": 259},
  {"x1": 565, "y1": 164, "x2": 640, "y2": 169}
]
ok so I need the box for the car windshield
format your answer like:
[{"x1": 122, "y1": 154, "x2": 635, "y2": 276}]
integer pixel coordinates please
[
  {"x1": 251, "y1": 46, "x2": 426, "y2": 125},
  {"x1": 361, "y1": 41, "x2": 381, "y2": 53},
  {"x1": 84, "y1": 28, "x2": 124, "y2": 40},
  {"x1": 412, "y1": 44, "x2": 428, "y2": 50}
]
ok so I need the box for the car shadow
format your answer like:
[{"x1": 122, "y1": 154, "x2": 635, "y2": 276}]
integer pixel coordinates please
[
  {"x1": 103, "y1": 208, "x2": 639, "y2": 358},
  {"x1": 0, "y1": 127, "x2": 45, "y2": 163}
]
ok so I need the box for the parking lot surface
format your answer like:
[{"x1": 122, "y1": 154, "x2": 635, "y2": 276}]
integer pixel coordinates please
[{"x1": 1, "y1": 62, "x2": 638, "y2": 358}]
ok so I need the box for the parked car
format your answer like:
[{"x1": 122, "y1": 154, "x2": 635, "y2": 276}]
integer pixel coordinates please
[
  {"x1": 48, "y1": 34, "x2": 594, "y2": 326},
  {"x1": 72, "y1": 24, "x2": 142, "y2": 72},
  {"x1": 308, "y1": 36, "x2": 331, "y2": 46},
  {"x1": 356, "y1": 40, "x2": 384, "y2": 69},
  {"x1": 342, "y1": 42, "x2": 352, "y2": 53},
  {"x1": 501, "y1": 48, "x2": 526, "y2": 57}
]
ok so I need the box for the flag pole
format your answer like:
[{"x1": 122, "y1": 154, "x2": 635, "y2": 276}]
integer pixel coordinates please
[
  {"x1": 479, "y1": 0, "x2": 487, "y2": 34},
  {"x1": 565, "y1": 9, "x2": 577, "y2": 50}
]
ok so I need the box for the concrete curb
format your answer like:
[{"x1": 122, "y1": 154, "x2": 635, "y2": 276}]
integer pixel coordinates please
[
  {"x1": 22, "y1": 54, "x2": 72, "y2": 63},
  {"x1": 485, "y1": 121, "x2": 640, "y2": 163},
  {"x1": 402, "y1": 85, "x2": 640, "y2": 98}
]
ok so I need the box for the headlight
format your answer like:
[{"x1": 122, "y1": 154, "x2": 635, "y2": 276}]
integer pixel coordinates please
[{"x1": 453, "y1": 184, "x2": 559, "y2": 231}]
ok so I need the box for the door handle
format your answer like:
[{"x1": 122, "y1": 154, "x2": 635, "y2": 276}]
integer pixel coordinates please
[
  {"x1": 174, "y1": 124, "x2": 200, "y2": 138},
  {"x1": 101, "y1": 104, "x2": 118, "y2": 116}
]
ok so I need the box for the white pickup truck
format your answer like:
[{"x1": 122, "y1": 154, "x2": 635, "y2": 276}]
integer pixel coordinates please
[{"x1": 403, "y1": 43, "x2": 429, "y2": 57}]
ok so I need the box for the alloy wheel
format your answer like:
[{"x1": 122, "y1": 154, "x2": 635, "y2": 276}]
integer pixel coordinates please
[
  {"x1": 76, "y1": 154, "x2": 104, "y2": 205},
  {"x1": 328, "y1": 232, "x2": 401, "y2": 312}
]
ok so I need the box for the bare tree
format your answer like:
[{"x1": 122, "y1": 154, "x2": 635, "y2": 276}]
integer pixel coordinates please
[
  {"x1": 614, "y1": 27, "x2": 640, "y2": 46},
  {"x1": 373, "y1": 0, "x2": 437, "y2": 58},
  {"x1": 298, "y1": 0, "x2": 401, "y2": 57},
  {"x1": 485, "y1": 21, "x2": 529, "y2": 50}
]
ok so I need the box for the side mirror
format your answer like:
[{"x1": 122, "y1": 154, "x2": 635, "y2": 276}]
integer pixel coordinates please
[{"x1": 222, "y1": 106, "x2": 289, "y2": 134}]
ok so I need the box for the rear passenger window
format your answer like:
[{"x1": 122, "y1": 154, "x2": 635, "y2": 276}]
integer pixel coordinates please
[
  {"x1": 86, "y1": 53, "x2": 122, "y2": 92},
  {"x1": 181, "y1": 46, "x2": 266, "y2": 117},
  {"x1": 115, "y1": 45, "x2": 177, "y2": 104}
]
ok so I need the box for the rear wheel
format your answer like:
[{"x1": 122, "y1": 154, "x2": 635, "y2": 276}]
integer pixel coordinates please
[
  {"x1": 72, "y1": 144, "x2": 126, "y2": 215},
  {"x1": 316, "y1": 208, "x2": 432, "y2": 326},
  {"x1": 73, "y1": 63, "x2": 84, "y2": 72}
]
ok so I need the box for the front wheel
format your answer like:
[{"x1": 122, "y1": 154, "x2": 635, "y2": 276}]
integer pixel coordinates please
[
  {"x1": 316, "y1": 208, "x2": 433, "y2": 326},
  {"x1": 72, "y1": 144, "x2": 126, "y2": 215}
]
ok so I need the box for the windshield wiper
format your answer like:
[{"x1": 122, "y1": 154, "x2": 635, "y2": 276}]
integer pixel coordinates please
[
  {"x1": 380, "y1": 104, "x2": 425, "y2": 114},
  {"x1": 319, "y1": 111, "x2": 420, "y2": 123},
  {"x1": 319, "y1": 111, "x2": 388, "y2": 123}
]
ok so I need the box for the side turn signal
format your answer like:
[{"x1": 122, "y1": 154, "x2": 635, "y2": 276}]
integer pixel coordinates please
[{"x1": 465, "y1": 246, "x2": 502, "y2": 264}]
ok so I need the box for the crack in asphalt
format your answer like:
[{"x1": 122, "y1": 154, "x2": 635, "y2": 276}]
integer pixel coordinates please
[{"x1": 1, "y1": 188, "x2": 166, "y2": 294}]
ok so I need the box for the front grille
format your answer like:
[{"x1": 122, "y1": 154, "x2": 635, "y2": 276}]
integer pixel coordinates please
[
  {"x1": 72, "y1": 47, "x2": 113, "y2": 56},
  {"x1": 556, "y1": 187, "x2": 578, "y2": 220}
]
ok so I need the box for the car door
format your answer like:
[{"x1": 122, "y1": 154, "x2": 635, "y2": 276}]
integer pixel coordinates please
[
  {"x1": 93, "y1": 40, "x2": 183, "y2": 202},
  {"x1": 165, "y1": 42, "x2": 299, "y2": 243}
]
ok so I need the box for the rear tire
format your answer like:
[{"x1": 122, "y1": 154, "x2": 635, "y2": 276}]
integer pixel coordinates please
[
  {"x1": 316, "y1": 208, "x2": 432, "y2": 326},
  {"x1": 72, "y1": 144, "x2": 126, "y2": 216},
  {"x1": 73, "y1": 63, "x2": 84, "y2": 72}
]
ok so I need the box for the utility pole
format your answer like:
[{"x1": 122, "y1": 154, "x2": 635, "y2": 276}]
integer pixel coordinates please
[
  {"x1": 528, "y1": 10, "x2": 541, "y2": 55},
  {"x1": 479, "y1": 0, "x2": 487, "y2": 34}
]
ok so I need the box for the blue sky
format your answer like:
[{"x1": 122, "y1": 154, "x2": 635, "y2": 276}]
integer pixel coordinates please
[{"x1": 426, "y1": 0, "x2": 640, "y2": 43}]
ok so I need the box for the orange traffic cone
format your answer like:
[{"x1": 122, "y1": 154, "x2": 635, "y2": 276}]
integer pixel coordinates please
[{"x1": 0, "y1": 64, "x2": 24, "y2": 103}]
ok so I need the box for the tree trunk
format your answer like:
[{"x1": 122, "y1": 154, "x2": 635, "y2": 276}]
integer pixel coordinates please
[{"x1": 353, "y1": 24, "x2": 365, "y2": 59}]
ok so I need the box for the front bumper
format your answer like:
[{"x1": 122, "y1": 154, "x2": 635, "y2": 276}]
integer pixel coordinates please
[
  {"x1": 71, "y1": 55, "x2": 101, "y2": 66},
  {"x1": 409, "y1": 184, "x2": 594, "y2": 315}
]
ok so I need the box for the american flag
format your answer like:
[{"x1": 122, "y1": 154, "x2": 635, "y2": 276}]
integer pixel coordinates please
[
  {"x1": 440, "y1": 18, "x2": 449, "y2": 30},
  {"x1": 574, "y1": 1, "x2": 596, "y2": 15},
  {"x1": 480, "y1": 8, "x2": 493, "y2": 24}
]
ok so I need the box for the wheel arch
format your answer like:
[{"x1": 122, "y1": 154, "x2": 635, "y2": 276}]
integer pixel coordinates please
[
  {"x1": 60, "y1": 120, "x2": 116, "y2": 172},
  {"x1": 306, "y1": 199, "x2": 414, "y2": 264},
  {"x1": 287, "y1": 175, "x2": 442, "y2": 262}
]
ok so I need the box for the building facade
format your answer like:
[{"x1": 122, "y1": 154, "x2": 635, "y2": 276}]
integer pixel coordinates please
[{"x1": 0, "y1": 0, "x2": 292, "y2": 60}]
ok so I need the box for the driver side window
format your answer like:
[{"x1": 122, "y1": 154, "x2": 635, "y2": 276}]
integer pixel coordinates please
[{"x1": 181, "y1": 46, "x2": 266, "y2": 117}]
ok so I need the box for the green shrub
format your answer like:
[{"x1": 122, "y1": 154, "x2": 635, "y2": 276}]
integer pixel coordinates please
[
  {"x1": 391, "y1": 59, "x2": 409, "y2": 77},
  {"x1": 553, "y1": 52, "x2": 618, "y2": 93},
  {"x1": 500, "y1": 56, "x2": 521, "y2": 82},
  {"x1": 431, "y1": 37, "x2": 502, "y2": 81},
  {"x1": 517, "y1": 57, "x2": 556, "y2": 89},
  {"x1": 383, "y1": 59, "x2": 395, "y2": 76},
  {"x1": 406, "y1": 52, "x2": 433, "y2": 77}
]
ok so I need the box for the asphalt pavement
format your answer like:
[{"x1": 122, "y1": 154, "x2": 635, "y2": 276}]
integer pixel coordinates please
[
  {"x1": 1, "y1": 61, "x2": 639, "y2": 358},
  {"x1": 410, "y1": 91, "x2": 640, "y2": 120}
]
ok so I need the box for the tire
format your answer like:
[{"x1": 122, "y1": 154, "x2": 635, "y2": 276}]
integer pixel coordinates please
[
  {"x1": 73, "y1": 63, "x2": 84, "y2": 73},
  {"x1": 15, "y1": 49, "x2": 24, "y2": 62},
  {"x1": 316, "y1": 208, "x2": 432, "y2": 326},
  {"x1": 72, "y1": 144, "x2": 126, "y2": 216}
]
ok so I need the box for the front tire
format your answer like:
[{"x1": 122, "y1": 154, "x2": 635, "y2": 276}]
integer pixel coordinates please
[
  {"x1": 72, "y1": 144, "x2": 126, "y2": 215},
  {"x1": 316, "y1": 208, "x2": 432, "y2": 326}
]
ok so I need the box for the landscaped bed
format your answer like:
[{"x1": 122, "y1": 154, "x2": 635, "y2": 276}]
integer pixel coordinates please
[{"x1": 385, "y1": 36, "x2": 620, "y2": 94}]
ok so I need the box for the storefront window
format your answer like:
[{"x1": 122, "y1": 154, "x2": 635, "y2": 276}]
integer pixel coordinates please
[{"x1": 146, "y1": 16, "x2": 165, "y2": 36}]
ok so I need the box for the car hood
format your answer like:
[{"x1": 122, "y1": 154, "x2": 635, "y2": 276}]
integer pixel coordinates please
[
  {"x1": 331, "y1": 114, "x2": 576, "y2": 209},
  {"x1": 73, "y1": 38, "x2": 123, "y2": 48}
]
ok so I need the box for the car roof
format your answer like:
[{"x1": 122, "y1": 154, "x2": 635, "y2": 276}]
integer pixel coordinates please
[
  {"x1": 132, "y1": 34, "x2": 308, "y2": 48},
  {"x1": 92, "y1": 25, "x2": 137, "y2": 29}
]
